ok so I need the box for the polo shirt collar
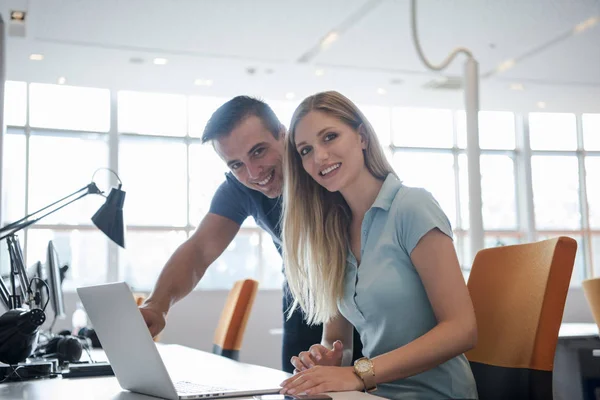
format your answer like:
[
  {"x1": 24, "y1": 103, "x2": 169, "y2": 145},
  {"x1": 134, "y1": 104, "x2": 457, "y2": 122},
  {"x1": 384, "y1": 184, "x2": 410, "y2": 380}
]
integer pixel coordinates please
[{"x1": 370, "y1": 173, "x2": 402, "y2": 211}]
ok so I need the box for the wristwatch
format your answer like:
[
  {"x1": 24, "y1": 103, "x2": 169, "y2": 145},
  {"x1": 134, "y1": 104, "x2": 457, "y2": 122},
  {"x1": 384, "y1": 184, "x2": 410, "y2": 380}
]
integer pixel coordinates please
[{"x1": 353, "y1": 357, "x2": 377, "y2": 392}]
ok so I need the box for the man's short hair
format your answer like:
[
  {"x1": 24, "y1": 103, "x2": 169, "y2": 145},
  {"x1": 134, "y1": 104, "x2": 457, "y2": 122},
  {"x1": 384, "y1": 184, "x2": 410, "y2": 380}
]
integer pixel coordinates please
[{"x1": 202, "y1": 96, "x2": 282, "y2": 143}]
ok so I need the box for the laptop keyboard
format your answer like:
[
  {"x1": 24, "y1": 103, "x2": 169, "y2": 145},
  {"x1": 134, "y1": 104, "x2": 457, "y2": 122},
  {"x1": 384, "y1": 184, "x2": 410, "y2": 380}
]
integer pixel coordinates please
[{"x1": 175, "y1": 381, "x2": 230, "y2": 395}]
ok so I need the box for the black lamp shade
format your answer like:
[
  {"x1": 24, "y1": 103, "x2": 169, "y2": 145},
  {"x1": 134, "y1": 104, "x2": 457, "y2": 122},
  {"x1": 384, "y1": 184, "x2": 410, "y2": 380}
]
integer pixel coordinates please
[{"x1": 92, "y1": 187, "x2": 126, "y2": 248}]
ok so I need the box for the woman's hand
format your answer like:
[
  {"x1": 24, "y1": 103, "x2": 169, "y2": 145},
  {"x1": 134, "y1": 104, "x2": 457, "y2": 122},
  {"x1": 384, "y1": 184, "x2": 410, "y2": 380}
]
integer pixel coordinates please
[
  {"x1": 280, "y1": 366, "x2": 364, "y2": 396},
  {"x1": 290, "y1": 340, "x2": 345, "y2": 372}
]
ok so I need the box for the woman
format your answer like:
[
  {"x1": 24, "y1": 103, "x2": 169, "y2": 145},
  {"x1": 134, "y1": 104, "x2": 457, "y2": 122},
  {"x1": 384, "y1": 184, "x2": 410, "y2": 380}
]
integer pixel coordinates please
[{"x1": 280, "y1": 91, "x2": 478, "y2": 399}]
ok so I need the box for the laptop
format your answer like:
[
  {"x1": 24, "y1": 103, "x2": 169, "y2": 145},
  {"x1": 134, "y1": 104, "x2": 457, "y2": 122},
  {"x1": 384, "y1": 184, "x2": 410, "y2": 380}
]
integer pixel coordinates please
[{"x1": 77, "y1": 282, "x2": 284, "y2": 400}]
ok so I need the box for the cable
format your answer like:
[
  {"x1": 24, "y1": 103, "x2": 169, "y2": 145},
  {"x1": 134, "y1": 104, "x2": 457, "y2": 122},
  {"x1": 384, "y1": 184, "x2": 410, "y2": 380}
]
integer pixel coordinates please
[
  {"x1": 91, "y1": 168, "x2": 122, "y2": 187},
  {"x1": 29, "y1": 277, "x2": 50, "y2": 312},
  {"x1": 0, "y1": 365, "x2": 24, "y2": 383},
  {"x1": 409, "y1": 0, "x2": 472, "y2": 71}
]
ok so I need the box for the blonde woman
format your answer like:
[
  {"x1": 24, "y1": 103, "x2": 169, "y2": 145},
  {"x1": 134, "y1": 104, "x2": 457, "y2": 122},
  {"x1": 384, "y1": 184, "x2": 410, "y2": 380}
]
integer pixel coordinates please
[{"x1": 280, "y1": 91, "x2": 478, "y2": 400}]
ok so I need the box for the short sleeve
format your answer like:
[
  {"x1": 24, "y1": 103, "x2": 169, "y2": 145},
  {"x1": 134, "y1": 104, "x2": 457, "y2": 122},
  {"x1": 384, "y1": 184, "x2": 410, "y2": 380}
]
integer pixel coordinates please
[
  {"x1": 208, "y1": 177, "x2": 251, "y2": 225},
  {"x1": 395, "y1": 187, "x2": 453, "y2": 256}
]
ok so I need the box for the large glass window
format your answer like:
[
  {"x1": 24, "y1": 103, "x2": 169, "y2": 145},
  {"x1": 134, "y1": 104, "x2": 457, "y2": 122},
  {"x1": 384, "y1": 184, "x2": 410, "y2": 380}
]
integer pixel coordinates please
[
  {"x1": 392, "y1": 151, "x2": 456, "y2": 227},
  {"x1": 119, "y1": 136, "x2": 188, "y2": 226},
  {"x1": 456, "y1": 111, "x2": 516, "y2": 150},
  {"x1": 586, "y1": 157, "x2": 600, "y2": 229},
  {"x1": 529, "y1": 113, "x2": 577, "y2": 151},
  {"x1": 459, "y1": 154, "x2": 517, "y2": 230},
  {"x1": 2, "y1": 129, "x2": 27, "y2": 223},
  {"x1": 188, "y1": 96, "x2": 228, "y2": 138},
  {"x1": 391, "y1": 108, "x2": 453, "y2": 148},
  {"x1": 28, "y1": 132, "x2": 109, "y2": 225},
  {"x1": 5, "y1": 81, "x2": 27, "y2": 126},
  {"x1": 29, "y1": 84, "x2": 110, "y2": 132},
  {"x1": 583, "y1": 114, "x2": 600, "y2": 151},
  {"x1": 118, "y1": 91, "x2": 187, "y2": 136},
  {"x1": 531, "y1": 155, "x2": 581, "y2": 230}
]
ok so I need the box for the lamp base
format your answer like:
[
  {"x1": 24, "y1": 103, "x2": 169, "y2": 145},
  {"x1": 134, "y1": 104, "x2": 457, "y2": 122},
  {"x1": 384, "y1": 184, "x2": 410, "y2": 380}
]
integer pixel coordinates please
[{"x1": 0, "y1": 359, "x2": 57, "y2": 382}]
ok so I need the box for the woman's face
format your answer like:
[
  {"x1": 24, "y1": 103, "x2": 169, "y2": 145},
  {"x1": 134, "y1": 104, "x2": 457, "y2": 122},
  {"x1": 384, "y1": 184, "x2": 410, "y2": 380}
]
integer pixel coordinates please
[{"x1": 294, "y1": 110, "x2": 366, "y2": 192}]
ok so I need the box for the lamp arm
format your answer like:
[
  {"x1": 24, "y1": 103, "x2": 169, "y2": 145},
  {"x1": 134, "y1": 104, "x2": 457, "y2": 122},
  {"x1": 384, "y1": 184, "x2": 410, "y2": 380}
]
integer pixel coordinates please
[{"x1": 0, "y1": 183, "x2": 102, "y2": 241}]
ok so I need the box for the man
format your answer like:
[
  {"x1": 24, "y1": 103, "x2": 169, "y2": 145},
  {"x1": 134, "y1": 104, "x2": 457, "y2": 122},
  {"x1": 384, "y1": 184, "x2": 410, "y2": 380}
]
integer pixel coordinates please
[{"x1": 139, "y1": 96, "x2": 362, "y2": 373}]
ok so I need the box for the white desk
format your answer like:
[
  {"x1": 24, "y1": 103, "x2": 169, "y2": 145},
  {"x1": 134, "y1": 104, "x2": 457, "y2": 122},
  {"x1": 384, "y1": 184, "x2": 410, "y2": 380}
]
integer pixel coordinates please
[{"x1": 0, "y1": 345, "x2": 379, "y2": 400}]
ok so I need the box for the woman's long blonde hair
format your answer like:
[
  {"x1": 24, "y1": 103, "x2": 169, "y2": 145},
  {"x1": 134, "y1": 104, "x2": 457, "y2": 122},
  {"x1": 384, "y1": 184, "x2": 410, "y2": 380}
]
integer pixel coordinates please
[{"x1": 282, "y1": 91, "x2": 396, "y2": 325}]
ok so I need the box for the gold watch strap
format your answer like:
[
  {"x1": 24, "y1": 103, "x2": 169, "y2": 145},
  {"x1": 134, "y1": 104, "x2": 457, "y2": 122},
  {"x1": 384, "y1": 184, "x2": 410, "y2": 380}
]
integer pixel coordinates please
[{"x1": 354, "y1": 357, "x2": 377, "y2": 392}]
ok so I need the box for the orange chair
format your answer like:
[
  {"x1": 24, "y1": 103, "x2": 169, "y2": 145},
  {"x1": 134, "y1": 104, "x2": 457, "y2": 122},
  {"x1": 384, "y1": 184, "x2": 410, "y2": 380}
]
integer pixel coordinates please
[
  {"x1": 466, "y1": 236, "x2": 577, "y2": 400},
  {"x1": 212, "y1": 279, "x2": 259, "y2": 360}
]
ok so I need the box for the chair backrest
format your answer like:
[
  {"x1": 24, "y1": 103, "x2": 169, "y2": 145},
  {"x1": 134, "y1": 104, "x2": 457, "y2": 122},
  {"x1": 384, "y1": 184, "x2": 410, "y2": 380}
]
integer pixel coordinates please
[
  {"x1": 466, "y1": 236, "x2": 577, "y2": 400},
  {"x1": 212, "y1": 278, "x2": 259, "y2": 361}
]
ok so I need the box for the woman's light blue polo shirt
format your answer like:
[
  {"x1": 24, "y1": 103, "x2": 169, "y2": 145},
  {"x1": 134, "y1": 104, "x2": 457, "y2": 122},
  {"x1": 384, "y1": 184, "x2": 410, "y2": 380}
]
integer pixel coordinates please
[{"x1": 338, "y1": 174, "x2": 478, "y2": 400}]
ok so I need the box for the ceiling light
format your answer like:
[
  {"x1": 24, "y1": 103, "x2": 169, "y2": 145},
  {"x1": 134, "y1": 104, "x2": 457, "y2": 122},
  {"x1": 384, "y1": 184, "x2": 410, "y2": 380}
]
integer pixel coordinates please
[
  {"x1": 320, "y1": 31, "x2": 339, "y2": 50},
  {"x1": 57, "y1": 77, "x2": 66, "y2": 85},
  {"x1": 376, "y1": 88, "x2": 387, "y2": 95},
  {"x1": 29, "y1": 54, "x2": 44, "y2": 61},
  {"x1": 537, "y1": 101, "x2": 547, "y2": 109},
  {"x1": 285, "y1": 92, "x2": 296, "y2": 100},
  {"x1": 315, "y1": 69, "x2": 325, "y2": 77},
  {"x1": 509, "y1": 83, "x2": 524, "y2": 91},
  {"x1": 574, "y1": 16, "x2": 599, "y2": 33},
  {"x1": 153, "y1": 58, "x2": 168, "y2": 65},
  {"x1": 194, "y1": 79, "x2": 213, "y2": 87},
  {"x1": 496, "y1": 59, "x2": 516, "y2": 73},
  {"x1": 10, "y1": 10, "x2": 26, "y2": 21}
]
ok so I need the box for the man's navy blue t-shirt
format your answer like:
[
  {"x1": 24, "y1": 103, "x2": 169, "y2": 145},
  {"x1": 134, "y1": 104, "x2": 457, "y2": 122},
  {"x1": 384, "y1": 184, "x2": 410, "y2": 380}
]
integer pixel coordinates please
[{"x1": 209, "y1": 172, "x2": 282, "y2": 255}]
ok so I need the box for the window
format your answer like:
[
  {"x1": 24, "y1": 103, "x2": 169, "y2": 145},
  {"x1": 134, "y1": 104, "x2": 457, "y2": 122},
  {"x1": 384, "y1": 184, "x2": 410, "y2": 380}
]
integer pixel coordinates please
[
  {"x1": 529, "y1": 113, "x2": 577, "y2": 150},
  {"x1": 392, "y1": 151, "x2": 456, "y2": 227},
  {"x1": 459, "y1": 154, "x2": 517, "y2": 230},
  {"x1": 188, "y1": 143, "x2": 229, "y2": 225},
  {"x1": 391, "y1": 108, "x2": 453, "y2": 148},
  {"x1": 27, "y1": 229, "x2": 109, "y2": 289},
  {"x1": 119, "y1": 231, "x2": 188, "y2": 290},
  {"x1": 531, "y1": 155, "x2": 581, "y2": 230},
  {"x1": 188, "y1": 96, "x2": 228, "y2": 138},
  {"x1": 269, "y1": 100, "x2": 300, "y2": 130},
  {"x1": 5, "y1": 81, "x2": 27, "y2": 126},
  {"x1": 118, "y1": 91, "x2": 187, "y2": 136},
  {"x1": 2, "y1": 129, "x2": 26, "y2": 223},
  {"x1": 586, "y1": 157, "x2": 600, "y2": 229},
  {"x1": 456, "y1": 111, "x2": 516, "y2": 150},
  {"x1": 197, "y1": 231, "x2": 260, "y2": 289},
  {"x1": 119, "y1": 136, "x2": 188, "y2": 226},
  {"x1": 29, "y1": 84, "x2": 110, "y2": 132},
  {"x1": 583, "y1": 114, "x2": 600, "y2": 151},
  {"x1": 28, "y1": 132, "x2": 109, "y2": 225}
]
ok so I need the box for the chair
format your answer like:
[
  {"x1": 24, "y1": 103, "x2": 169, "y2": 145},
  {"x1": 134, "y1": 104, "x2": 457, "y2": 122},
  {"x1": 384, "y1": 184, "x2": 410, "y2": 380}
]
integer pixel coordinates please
[
  {"x1": 582, "y1": 277, "x2": 600, "y2": 331},
  {"x1": 212, "y1": 278, "x2": 259, "y2": 361},
  {"x1": 466, "y1": 236, "x2": 577, "y2": 400}
]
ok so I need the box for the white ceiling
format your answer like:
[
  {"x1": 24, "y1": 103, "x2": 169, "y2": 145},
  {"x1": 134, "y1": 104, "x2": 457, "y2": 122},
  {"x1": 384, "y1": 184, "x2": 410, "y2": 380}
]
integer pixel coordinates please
[{"x1": 2, "y1": 0, "x2": 600, "y2": 112}]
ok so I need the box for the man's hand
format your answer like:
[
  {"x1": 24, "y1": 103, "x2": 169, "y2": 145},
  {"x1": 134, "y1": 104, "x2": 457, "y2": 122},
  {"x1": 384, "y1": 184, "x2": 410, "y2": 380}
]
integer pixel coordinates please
[
  {"x1": 139, "y1": 304, "x2": 167, "y2": 338},
  {"x1": 290, "y1": 340, "x2": 345, "y2": 372}
]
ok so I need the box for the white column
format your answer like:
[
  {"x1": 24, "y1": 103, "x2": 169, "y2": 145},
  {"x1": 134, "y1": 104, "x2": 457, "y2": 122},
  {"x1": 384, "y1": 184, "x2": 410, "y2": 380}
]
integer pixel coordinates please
[
  {"x1": 0, "y1": 15, "x2": 5, "y2": 227},
  {"x1": 464, "y1": 58, "x2": 484, "y2": 264}
]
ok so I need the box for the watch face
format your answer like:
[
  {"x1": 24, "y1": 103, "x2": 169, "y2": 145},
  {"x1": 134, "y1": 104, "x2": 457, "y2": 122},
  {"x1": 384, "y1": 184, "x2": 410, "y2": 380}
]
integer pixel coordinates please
[{"x1": 356, "y1": 360, "x2": 370, "y2": 373}]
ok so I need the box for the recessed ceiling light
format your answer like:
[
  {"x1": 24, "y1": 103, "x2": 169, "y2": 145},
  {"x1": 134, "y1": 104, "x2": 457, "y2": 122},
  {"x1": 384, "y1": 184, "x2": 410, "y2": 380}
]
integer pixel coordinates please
[
  {"x1": 509, "y1": 83, "x2": 524, "y2": 91},
  {"x1": 29, "y1": 54, "x2": 44, "y2": 61},
  {"x1": 10, "y1": 10, "x2": 26, "y2": 21},
  {"x1": 57, "y1": 77, "x2": 66, "y2": 85},
  {"x1": 153, "y1": 58, "x2": 168, "y2": 65},
  {"x1": 315, "y1": 69, "x2": 325, "y2": 77},
  {"x1": 574, "y1": 16, "x2": 599, "y2": 33},
  {"x1": 377, "y1": 88, "x2": 387, "y2": 95},
  {"x1": 496, "y1": 59, "x2": 516, "y2": 73},
  {"x1": 537, "y1": 101, "x2": 547, "y2": 109},
  {"x1": 194, "y1": 79, "x2": 213, "y2": 87},
  {"x1": 285, "y1": 92, "x2": 296, "y2": 100},
  {"x1": 320, "y1": 31, "x2": 339, "y2": 49}
]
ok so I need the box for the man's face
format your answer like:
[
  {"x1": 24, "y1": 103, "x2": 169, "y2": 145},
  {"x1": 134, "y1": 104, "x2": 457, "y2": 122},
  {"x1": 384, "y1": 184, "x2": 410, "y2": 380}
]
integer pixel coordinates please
[{"x1": 214, "y1": 116, "x2": 285, "y2": 198}]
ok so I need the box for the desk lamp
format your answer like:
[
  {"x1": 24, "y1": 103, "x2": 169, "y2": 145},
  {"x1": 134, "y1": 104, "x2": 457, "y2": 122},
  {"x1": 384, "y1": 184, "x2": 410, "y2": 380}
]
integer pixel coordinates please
[{"x1": 0, "y1": 169, "x2": 126, "y2": 365}]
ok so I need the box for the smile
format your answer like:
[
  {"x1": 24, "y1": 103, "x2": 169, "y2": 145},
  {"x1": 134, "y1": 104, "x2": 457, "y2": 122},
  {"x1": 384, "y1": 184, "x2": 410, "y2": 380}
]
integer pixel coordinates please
[
  {"x1": 319, "y1": 163, "x2": 341, "y2": 176},
  {"x1": 256, "y1": 170, "x2": 274, "y2": 186}
]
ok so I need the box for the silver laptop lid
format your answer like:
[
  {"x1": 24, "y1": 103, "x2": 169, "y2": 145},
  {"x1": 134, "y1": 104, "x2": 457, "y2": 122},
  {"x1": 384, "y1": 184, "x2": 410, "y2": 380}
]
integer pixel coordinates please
[{"x1": 77, "y1": 282, "x2": 179, "y2": 400}]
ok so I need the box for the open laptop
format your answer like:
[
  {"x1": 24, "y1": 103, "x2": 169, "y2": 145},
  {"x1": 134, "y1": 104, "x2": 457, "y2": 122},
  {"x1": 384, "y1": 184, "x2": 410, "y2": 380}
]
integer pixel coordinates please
[{"x1": 77, "y1": 282, "x2": 283, "y2": 400}]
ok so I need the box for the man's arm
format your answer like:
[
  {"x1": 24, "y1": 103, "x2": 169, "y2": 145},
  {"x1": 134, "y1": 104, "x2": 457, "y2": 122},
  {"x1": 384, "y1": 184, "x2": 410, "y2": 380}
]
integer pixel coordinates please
[{"x1": 140, "y1": 213, "x2": 240, "y2": 337}]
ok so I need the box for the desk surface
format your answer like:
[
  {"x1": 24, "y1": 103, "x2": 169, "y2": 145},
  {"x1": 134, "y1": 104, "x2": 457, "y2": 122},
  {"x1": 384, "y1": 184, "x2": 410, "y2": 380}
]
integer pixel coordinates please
[{"x1": 0, "y1": 345, "x2": 378, "y2": 400}]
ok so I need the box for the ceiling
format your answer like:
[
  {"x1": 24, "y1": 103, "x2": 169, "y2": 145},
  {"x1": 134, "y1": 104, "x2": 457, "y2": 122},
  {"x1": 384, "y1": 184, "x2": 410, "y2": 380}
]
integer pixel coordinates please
[{"x1": 2, "y1": 0, "x2": 599, "y2": 113}]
